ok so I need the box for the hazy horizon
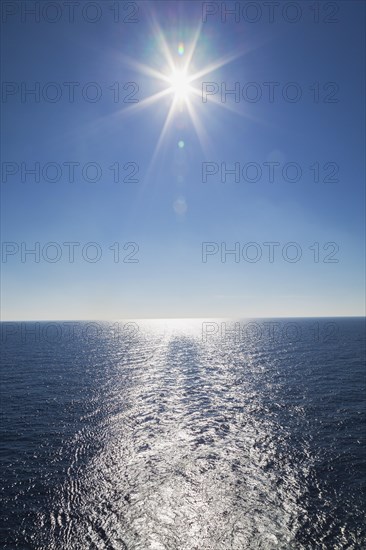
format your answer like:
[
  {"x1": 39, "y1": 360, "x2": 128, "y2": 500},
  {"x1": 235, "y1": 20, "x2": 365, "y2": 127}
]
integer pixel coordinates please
[{"x1": 1, "y1": 315, "x2": 365, "y2": 323}]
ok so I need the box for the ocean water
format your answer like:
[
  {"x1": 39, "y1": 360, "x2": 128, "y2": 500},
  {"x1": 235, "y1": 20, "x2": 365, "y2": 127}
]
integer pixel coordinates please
[{"x1": 1, "y1": 318, "x2": 365, "y2": 550}]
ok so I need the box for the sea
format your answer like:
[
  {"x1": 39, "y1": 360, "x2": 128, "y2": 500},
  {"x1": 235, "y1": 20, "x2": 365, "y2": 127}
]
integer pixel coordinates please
[{"x1": 1, "y1": 317, "x2": 365, "y2": 549}]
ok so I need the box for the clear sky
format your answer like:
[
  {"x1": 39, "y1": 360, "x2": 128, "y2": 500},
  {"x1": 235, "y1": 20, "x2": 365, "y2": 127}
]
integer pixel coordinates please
[{"x1": 1, "y1": 0, "x2": 365, "y2": 320}]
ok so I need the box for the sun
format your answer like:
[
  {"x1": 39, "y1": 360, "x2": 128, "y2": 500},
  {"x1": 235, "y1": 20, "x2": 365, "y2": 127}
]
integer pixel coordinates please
[
  {"x1": 115, "y1": 21, "x2": 247, "y2": 159},
  {"x1": 168, "y1": 69, "x2": 191, "y2": 101}
]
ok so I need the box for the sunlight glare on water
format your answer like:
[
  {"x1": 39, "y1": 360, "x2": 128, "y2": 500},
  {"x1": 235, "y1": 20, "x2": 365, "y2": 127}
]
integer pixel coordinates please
[{"x1": 1, "y1": 318, "x2": 365, "y2": 549}]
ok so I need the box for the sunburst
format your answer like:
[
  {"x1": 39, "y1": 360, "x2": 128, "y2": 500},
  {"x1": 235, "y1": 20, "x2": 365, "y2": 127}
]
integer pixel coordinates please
[{"x1": 116, "y1": 17, "x2": 250, "y2": 161}]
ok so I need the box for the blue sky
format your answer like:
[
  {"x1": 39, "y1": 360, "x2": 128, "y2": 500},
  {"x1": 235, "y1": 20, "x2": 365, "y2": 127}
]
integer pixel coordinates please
[{"x1": 1, "y1": 0, "x2": 365, "y2": 320}]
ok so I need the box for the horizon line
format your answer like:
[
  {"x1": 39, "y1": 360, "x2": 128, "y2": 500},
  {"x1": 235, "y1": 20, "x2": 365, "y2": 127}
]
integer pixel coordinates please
[{"x1": 1, "y1": 315, "x2": 365, "y2": 323}]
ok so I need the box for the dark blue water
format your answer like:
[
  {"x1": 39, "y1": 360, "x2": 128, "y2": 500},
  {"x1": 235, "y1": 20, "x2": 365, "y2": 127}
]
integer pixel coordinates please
[{"x1": 1, "y1": 318, "x2": 365, "y2": 549}]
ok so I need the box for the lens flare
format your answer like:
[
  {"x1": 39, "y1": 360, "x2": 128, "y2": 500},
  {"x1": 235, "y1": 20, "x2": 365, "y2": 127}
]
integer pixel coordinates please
[{"x1": 114, "y1": 20, "x2": 249, "y2": 166}]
